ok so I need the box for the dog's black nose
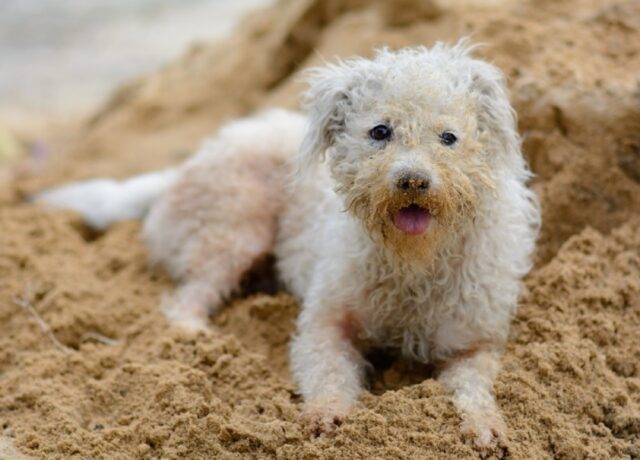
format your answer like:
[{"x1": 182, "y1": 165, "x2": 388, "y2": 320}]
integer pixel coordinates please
[{"x1": 395, "y1": 171, "x2": 430, "y2": 193}]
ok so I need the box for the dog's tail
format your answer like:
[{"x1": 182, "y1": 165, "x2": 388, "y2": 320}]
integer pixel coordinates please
[{"x1": 34, "y1": 168, "x2": 178, "y2": 230}]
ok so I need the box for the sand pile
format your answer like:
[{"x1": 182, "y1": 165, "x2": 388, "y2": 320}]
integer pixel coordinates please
[{"x1": 1, "y1": 0, "x2": 639, "y2": 458}]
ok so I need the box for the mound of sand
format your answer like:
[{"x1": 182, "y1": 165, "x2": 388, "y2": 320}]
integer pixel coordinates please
[{"x1": 1, "y1": 0, "x2": 639, "y2": 458}]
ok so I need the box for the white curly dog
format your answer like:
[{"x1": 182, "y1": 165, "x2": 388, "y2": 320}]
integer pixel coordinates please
[{"x1": 38, "y1": 42, "x2": 540, "y2": 449}]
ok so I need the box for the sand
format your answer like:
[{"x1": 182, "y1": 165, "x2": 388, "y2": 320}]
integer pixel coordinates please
[{"x1": 1, "y1": 0, "x2": 639, "y2": 458}]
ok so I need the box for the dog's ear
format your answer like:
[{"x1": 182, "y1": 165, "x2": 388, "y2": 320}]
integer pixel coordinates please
[
  {"x1": 468, "y1": 59, "x2": 523, "y2": 168},
  {"x1": 297, "y1": 63, "x2": 353, "y2": 171}
]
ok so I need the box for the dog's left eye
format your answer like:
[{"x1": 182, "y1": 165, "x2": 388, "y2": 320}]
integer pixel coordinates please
[
  {"x1": 369, "y1": 124, "x2": 393, "y2": 142},
  {"x1": 440, "y1": 131, "x2": 458, "y2": 146}
]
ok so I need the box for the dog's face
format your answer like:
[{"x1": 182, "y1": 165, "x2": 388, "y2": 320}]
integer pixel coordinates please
[{"x1": 300, "y1": 44, "x2": 523, "y2": 261}]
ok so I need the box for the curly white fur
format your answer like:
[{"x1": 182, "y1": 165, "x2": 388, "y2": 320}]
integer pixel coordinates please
[
  {"x1": 36, "y1": 42, "x2": 540, "y2": 449},
  {"x1": 277, "y1": 42, "x2": 539, "y2": 445}
]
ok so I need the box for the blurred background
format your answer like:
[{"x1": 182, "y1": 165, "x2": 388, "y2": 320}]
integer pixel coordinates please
[{"x1": 0, "y1": 0, "x2": 271, "y2": 127}]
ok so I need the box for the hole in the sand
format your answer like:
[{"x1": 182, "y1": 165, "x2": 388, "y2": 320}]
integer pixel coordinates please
[
  {"x1": 69, "y1": 219, "x2": 104, "y2": 243},
  {"x1": 365, "y1": 348, "x2": 436, "y2": 395},
  {"x1": 239, "y1": 254, "x2": 281, "y2": 297}
]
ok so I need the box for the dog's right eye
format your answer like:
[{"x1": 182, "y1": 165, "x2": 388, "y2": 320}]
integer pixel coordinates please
[{"x1": 369, "y1": 124, "x2": 393, "y2": 142}]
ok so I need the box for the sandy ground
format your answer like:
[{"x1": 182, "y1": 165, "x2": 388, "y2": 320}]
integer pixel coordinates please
[{"x1": 1, "y1": 0, "x2": 639, "y2": 458}]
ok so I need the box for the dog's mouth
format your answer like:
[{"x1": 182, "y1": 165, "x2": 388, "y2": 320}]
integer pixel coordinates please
[{"x1": 392, "y1": 204, "x2": 431, "y2": 235}]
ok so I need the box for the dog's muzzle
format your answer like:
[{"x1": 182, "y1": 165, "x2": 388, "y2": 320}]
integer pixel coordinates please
[{"x1": 391, "y1": 170, "x2": 432, "y2": 235}]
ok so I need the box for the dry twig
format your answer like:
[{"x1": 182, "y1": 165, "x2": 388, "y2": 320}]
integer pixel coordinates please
[{"x1": 13, "y1": 294, "x2": 73, "y2": 355}]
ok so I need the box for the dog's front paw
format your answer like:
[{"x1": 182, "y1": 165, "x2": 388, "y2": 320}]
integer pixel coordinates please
[
  {"x1": 301, "y1": 404, "x2": 349, "y2": 438},
  {"x1": 460, "y1": 410, "x2": 507, "y2": 455}
]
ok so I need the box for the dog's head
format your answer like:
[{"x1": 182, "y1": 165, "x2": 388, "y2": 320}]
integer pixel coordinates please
[{"x1": 299, "y1": 42, "x2": 526, "y2": 261}]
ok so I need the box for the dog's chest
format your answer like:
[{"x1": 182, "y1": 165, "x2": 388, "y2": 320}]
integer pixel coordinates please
[{"x1": 352, "y1": 260, "x2": 455, "y2": 360}]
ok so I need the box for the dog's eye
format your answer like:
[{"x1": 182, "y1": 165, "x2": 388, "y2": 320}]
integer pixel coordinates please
[
  {"x1": 440, "y1": 131, "x2": 458, "y2": 146},
  {"x1": 369, "y1": 124, "x2": 393, "y2": 142}
]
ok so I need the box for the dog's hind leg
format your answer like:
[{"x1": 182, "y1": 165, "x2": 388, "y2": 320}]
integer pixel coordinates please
[
  {"x1": 144, "y1": 109, "x2": 307, "y2": 330},
  {"x1": 155, "y1": 208, "x2": 282, "y2": 331},
  {"x1": 143, "y1": 151, "x2": 285, "y2": 330}
]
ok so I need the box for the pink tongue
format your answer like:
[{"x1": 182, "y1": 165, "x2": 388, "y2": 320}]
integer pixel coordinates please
[{"x1": 393, "y1": 205, "x2": 431, "y2": 235}]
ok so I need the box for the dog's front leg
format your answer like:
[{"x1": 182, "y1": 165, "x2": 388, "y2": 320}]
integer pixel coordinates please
[
  {"x1": 290, "y1": 307, "x2": 365, "y2": 436},
  {"x1": 438, "y1": 347, "x2": 507, "y2": 450}
]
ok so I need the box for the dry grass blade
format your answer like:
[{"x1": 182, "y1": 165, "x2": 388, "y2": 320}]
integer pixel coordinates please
[{"x1": 13, "y1": 295, "x2": 73, "y2": 355}]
